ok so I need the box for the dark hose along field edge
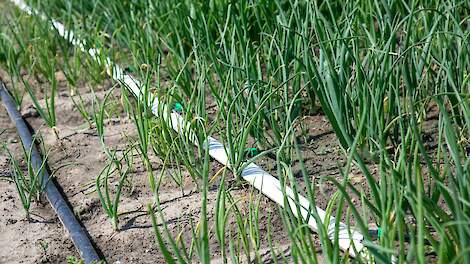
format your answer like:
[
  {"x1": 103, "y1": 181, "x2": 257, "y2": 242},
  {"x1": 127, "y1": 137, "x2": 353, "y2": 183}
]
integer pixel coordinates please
[{"x1": 0, "y1": 79, "x2": 103, "y2": 264}]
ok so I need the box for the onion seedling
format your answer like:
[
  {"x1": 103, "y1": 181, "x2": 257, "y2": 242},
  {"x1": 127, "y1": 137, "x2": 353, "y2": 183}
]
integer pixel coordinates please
[
  {"x1": 4, "y1": 10, "x2": 61, "y2": 138},
  {"x1": 2, "y1": 134, "x2": 50, "y2": 219},
  {"x1": 69, "y1": 85, "x2": 93, "y2": 128},
  {"x1": 95, "y1": 147, "x2": 132, "y2": 230},
  {"x1": 91, "y1": 85, "x2": 116, "y2": 152},
  {"x1": 121, "y1": 78, "x2": 156, "y2": 194},
  {"x1": 0, "y1": 35, "x2": 25, "y2": 108}
]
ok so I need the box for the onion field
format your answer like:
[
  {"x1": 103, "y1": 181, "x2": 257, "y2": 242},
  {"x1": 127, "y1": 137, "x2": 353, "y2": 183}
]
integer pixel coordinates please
[{"x1": 0, "y1": 0, "x2": 469, "y2": 263}]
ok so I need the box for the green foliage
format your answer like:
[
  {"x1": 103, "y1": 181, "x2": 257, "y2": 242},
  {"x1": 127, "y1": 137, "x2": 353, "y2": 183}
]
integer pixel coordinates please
[
  {"x1": 96, "y1": 147, "x2": 133, "y2": 230},
  {"x1": 2, "y1": 134, "x2": 49, "y2": 219},
  {"x1": 2, "y1": 0, "x2": 469, "y2": 262}
]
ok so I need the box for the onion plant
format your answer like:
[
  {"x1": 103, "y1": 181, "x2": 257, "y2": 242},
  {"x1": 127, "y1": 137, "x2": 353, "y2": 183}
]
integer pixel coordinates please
[
  {"x1": 1, "y1": 8, "x2": 62, "y2": 138},
  {"x1": 69, "y1": 85, "x2": 93, "y2": 128},
  {"x1": 0, "y1": 34, "x2": 24, "y2": 108},
  {"x1": 120, "y1": 74, "x2": 157, "y2": 194},
  {"x1": 147, "y1": 110, "x2": 212, "y2": 263},
  {"x1": 91, "y1": 85, "x2": 116, "y2": 150},
  {"x1": 96, "y1": 147, "x2": 133, "y2": 230},
  {"x1": 2, "y1": 134, "x2": 49, "y2": 219}
]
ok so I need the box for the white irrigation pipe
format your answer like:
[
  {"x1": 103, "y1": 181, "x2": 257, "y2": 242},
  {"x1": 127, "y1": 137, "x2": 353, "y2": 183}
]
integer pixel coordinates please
[{"x1": 11, "y1": 0, "x2": 367, "y2": 258}]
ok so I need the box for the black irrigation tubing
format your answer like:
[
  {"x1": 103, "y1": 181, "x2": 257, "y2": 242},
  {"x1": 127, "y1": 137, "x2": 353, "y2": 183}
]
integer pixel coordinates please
[{"x1": 0, "y1": 80, "x2": 101, "y2": 264}]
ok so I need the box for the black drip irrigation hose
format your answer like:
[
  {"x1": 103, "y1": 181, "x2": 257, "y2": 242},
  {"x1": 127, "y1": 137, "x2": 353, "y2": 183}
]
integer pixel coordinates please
[{"x1": 0, "y1": 80, "x2": 101, "y2": 264}]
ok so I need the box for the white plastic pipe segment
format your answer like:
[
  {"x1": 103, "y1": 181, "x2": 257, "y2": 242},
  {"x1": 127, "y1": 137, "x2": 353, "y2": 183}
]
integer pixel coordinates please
[{"x1": 11, "y1": 0, "x2": 366, "y2": 258}]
